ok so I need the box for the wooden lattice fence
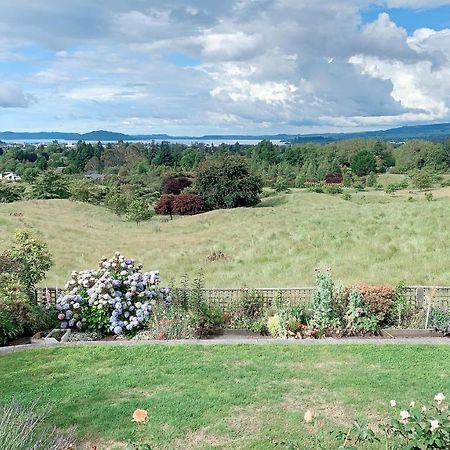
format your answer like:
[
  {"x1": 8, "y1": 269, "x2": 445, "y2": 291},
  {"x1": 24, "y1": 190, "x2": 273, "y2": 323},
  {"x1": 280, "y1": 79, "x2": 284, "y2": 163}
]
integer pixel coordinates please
[{"x1": 36, "y1": 286, "x2": 450, "y2": 311}]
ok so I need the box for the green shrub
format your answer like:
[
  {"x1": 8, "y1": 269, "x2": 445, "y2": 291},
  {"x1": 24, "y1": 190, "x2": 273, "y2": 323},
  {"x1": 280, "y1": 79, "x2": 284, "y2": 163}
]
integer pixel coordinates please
[
  {"x1": 431, "y1": 308, "x2": 450, "y2": 335},
  {"x1": 0, "y1": 183, "x2": 24, "y2": 203},
  {"x1": 386, "y1": 282, "x2": 414, "y2": 328},
  {"x1": 267, "y1": 314, "x2": 283, "y2": 337},
  {"x1": 323, "y1": 185, "x2": 343, "y2": 195},
  {"x1": 105, "y1": 191, "x2": 129, "y2": 217},
  {"x1": 310, "y1": 269, "x2": 336, "y2": 333},
  {"x1": 0, "y1": 310, "x2": 22, "y2": 346},
  {"x1": 169, "y1": 273, "x2": 224, "y2": 337},
  {"x1": 69, "y1": 178, "x2": 107, "y2": 204},
  {"x1": 0, "y1": 230, "x2": 55, "y2": 345},
  {"x1": 342, "y1": 192, "x2": 352, "y2": 201},
  {"x1": 143, "y1": 304, "x2": 198, "y2": 340},
  {"x1": 274, "y1": 176, "x2": 289, "y2": 193},
  {"x1": 126, "y1": 199, "x2": 154, "y2": 224},
  {"x1": 30, "y1": 171, "x2": 71, "y2": 199},
  {"x1": 411, "y1": 169, "x2": 436, "y2": 191},
  {"x1": 343, "y1": 288, "x2": 379, "y2": 335},
  {"x1": 195, "y1": 155, "x2": 263, "y2": 209}
]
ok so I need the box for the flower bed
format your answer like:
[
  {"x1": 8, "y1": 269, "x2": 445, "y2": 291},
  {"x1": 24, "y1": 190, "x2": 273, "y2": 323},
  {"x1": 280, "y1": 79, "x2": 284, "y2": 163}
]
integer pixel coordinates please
[{"x1": 56, "y1": 252, "x2": 170, "y2": 336}]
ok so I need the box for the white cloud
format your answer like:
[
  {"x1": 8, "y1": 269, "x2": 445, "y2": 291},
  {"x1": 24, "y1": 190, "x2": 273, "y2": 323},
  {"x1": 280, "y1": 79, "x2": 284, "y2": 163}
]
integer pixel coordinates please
[
  {"x1": 0, "y1": 82, "x2": 35, "y2": 108},
  {"x1": 1, "y1": 1, "x2": 450, "y2": 132},
  {"x1": 200, "y1": 32, "x2": 262, "y2": 60},
  {"x1": 385, "y1": 0, "x2": 450, "y2": 8}
]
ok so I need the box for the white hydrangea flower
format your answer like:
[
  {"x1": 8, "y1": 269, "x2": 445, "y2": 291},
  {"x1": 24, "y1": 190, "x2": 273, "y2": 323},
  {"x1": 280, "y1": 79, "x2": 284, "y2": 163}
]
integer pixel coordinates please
[
  {"x1": 434, "y1": 393, "x2": 445, "y2": 405},
  {"x1": 430, "y1": 420, "x2": 439, "y2": 432},
  {"x1": 400, "y1": 410, "x2": 410, "y2": 424}
]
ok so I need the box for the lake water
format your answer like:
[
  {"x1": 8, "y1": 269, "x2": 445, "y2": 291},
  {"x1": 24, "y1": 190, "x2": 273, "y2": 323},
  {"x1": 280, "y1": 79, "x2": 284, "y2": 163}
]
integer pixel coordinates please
[{"x1": 1, "y1": 138, "x2": 285, "y2": 146}]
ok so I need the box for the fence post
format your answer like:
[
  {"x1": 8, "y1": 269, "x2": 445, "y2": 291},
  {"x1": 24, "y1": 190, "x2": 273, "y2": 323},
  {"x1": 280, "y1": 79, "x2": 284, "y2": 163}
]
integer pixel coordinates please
[{"x1": 416, "y1": 287, "x2": 425, "y2": 308}]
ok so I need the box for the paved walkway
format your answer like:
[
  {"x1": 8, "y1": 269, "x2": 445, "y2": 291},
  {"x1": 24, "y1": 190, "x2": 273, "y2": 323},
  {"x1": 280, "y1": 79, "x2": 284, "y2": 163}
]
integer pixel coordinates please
[{"x1": 1, "y1": 336, "x2": 449, "y2": 354}]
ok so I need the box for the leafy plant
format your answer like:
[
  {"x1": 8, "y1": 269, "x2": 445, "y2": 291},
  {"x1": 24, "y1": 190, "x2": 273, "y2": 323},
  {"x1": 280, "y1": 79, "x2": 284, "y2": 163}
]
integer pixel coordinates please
[
  {"x1": 355, "y1": 284, "x2": 395, "y2": 322},
  {"x1": 431, "y1": 308, "x2": 450, "y2": 336},
  {"x1": 126, "y1": 199, "x2": 154, "y2": 224},
  {"x1": 142, "y1": 304, "x2": 197, "y2": 340},
  {"x1": 334, "y1": 393, "x2": 450, "y2": 449},
  {"x1": 342, "y1": 288, "x2": 379, "y2": 335},
  {"x1": 194, "y1": 155, "x2": 263, "y2": 209},
  {"x1": 0, "y1": 310, "x2": 22, "y2": 346},
  {"x1": 267, "y1": 314, "x2": 283, "y2": 338},
  {"x1": 30, "y1": 171, "x2": 71, "y2": 199},
  {"x1": 0, "y1": 182, "x2": 24, "y2": 203},
  {"x1": 4, "y1": 228, "x2": 52, "y2": 292},
  {"x1": 387, "y1": 282, "x2": 414, "y2": 328},
  {"x1": 310, "y1": 269, "x2": 337, "y2": 334}
]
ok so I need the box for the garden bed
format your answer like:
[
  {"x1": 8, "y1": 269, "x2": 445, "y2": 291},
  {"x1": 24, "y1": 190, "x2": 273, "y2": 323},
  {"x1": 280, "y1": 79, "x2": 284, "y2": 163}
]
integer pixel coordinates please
[{"x1": 380, "y1": 328, "x2": 443, "y2": 338}]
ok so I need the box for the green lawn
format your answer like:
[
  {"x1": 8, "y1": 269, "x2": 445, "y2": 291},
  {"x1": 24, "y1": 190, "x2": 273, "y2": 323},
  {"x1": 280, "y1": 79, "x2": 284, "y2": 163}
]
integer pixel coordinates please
[
  {"x1": 1, "y1": 344, "x2": 449, "y2": 449},
  {"x1": 0, "y1": 188, "x2": 449, "y2": 288}
]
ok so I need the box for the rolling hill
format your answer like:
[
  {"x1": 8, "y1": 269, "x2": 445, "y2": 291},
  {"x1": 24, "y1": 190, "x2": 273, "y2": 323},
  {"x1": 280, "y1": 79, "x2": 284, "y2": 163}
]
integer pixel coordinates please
[
  {"x1": 2, "y1": 122, "x2": 450, "y2": 143},
  {"x1": 0, "y1": 189, "x2": 449, "y2": 288}
]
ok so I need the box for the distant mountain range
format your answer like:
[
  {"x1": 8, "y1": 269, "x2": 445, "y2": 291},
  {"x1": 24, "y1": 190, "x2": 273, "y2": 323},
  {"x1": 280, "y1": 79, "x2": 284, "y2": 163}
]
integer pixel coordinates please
[{"x1": 2, "y1": 122, "x2": 450, "y2": 143}]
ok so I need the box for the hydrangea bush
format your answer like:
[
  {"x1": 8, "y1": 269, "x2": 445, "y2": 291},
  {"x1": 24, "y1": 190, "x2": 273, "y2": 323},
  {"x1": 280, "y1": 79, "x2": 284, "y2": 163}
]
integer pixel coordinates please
[{"x1": 56, "y1": 252, "x2": 170, "y2": 335}]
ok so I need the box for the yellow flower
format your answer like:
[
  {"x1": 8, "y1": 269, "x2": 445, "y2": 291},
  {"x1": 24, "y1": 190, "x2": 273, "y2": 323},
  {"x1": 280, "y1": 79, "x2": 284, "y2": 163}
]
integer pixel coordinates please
[{"x1": 132, "y1": 409, "x2": 148, "y2": 423}]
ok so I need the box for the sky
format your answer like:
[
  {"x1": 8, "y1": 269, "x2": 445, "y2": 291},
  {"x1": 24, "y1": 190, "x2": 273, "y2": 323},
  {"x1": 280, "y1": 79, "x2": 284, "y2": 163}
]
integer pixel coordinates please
[{"x1": 1, "y1": 0, "x2": 450, "y2": 135}]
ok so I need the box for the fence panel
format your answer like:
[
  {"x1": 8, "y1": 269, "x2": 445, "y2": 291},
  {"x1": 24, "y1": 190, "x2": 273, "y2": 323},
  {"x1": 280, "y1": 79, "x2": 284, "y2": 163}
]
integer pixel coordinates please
[{"x1": 35, "y1": 286, "x2": 450, "y2": 312}]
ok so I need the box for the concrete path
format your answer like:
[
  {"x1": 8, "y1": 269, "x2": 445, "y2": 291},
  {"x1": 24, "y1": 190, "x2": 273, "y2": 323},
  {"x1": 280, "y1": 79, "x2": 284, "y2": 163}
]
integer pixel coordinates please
[{"x1": 1, "y1": 336, "x2": 449, "y2": 355}]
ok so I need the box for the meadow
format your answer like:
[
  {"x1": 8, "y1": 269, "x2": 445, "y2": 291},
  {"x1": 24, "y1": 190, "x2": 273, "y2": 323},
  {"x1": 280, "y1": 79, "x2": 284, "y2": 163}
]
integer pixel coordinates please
[
  {"x1": 0, "y1": 344, "x2": 449, "y2": 449},
  {"x1": 0, "y1": 187, "x2": 449, "y2": 288}
]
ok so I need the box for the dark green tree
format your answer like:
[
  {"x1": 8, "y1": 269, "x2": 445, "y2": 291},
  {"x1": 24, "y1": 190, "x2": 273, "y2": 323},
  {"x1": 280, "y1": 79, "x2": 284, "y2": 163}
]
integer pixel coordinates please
[
  {"x1": 350, "y1": 150, "x2": 377, "y2": 176},
  {"x1": 0, "y1": 183, "x2": 24, "y2": 203},
  {"x1": 30, "y1": 172, "x2": 70, "y2": 199},
  {"x1": 251, "y1": 140, "x2": 280, "y2": 165},
  {"x1": 195, "y1": 155, "x2": 263, "y2": 209}
]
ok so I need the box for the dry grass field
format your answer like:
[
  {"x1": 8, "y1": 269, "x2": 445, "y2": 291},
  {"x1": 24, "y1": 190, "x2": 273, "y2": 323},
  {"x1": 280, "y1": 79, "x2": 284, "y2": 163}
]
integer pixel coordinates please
[{"x1": 0, "y1": 187, "x2": 449, "y2": 288}]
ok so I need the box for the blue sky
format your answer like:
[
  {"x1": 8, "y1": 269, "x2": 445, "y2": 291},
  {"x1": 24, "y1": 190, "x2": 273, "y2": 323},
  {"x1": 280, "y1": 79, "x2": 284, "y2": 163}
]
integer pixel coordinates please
[
  {"x1": 1, "y1": 1, "x2": 450, "y2": 135},
  {"x1": 362, "y1": 4, "x2": 450, "y2": 33}
]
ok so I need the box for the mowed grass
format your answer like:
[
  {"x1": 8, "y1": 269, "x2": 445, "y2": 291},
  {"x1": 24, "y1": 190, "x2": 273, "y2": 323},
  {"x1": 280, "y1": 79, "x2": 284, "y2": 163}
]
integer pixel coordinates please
[
  {"x1": 0, "y1": 344, "x2": 449, "y2": 449},
  {"x1": 0, "y1": 188, "x2": 449, "y2": 287}
]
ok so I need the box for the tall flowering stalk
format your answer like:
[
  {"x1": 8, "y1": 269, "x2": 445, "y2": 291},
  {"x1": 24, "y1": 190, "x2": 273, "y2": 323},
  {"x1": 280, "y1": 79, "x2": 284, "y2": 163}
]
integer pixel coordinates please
[
  {"x1": 56, "y1": 252, "x2": 170, "y2": 335},
  {"x1": 310, "y1": 268, "x2": 336, "y2": 334}
]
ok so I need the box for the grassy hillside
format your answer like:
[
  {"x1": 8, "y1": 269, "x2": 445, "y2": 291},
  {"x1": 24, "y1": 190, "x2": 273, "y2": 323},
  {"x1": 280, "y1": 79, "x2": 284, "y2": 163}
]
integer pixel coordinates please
[{"x1": 0, "y1": 188, "x2": 449, "y2": 287}]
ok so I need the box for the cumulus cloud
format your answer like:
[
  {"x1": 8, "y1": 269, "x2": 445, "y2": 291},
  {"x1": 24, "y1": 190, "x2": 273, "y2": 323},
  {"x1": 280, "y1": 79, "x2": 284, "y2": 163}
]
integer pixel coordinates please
[
  {"x1": 385, "y1": 0, "x2": 450, "y2": 8},
  {"x1": 0, "y1": 83, "x2": 35, "y2": 108},
  {"x1": 1, "y1": 0, "x2": 450, "y2": 132}
]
